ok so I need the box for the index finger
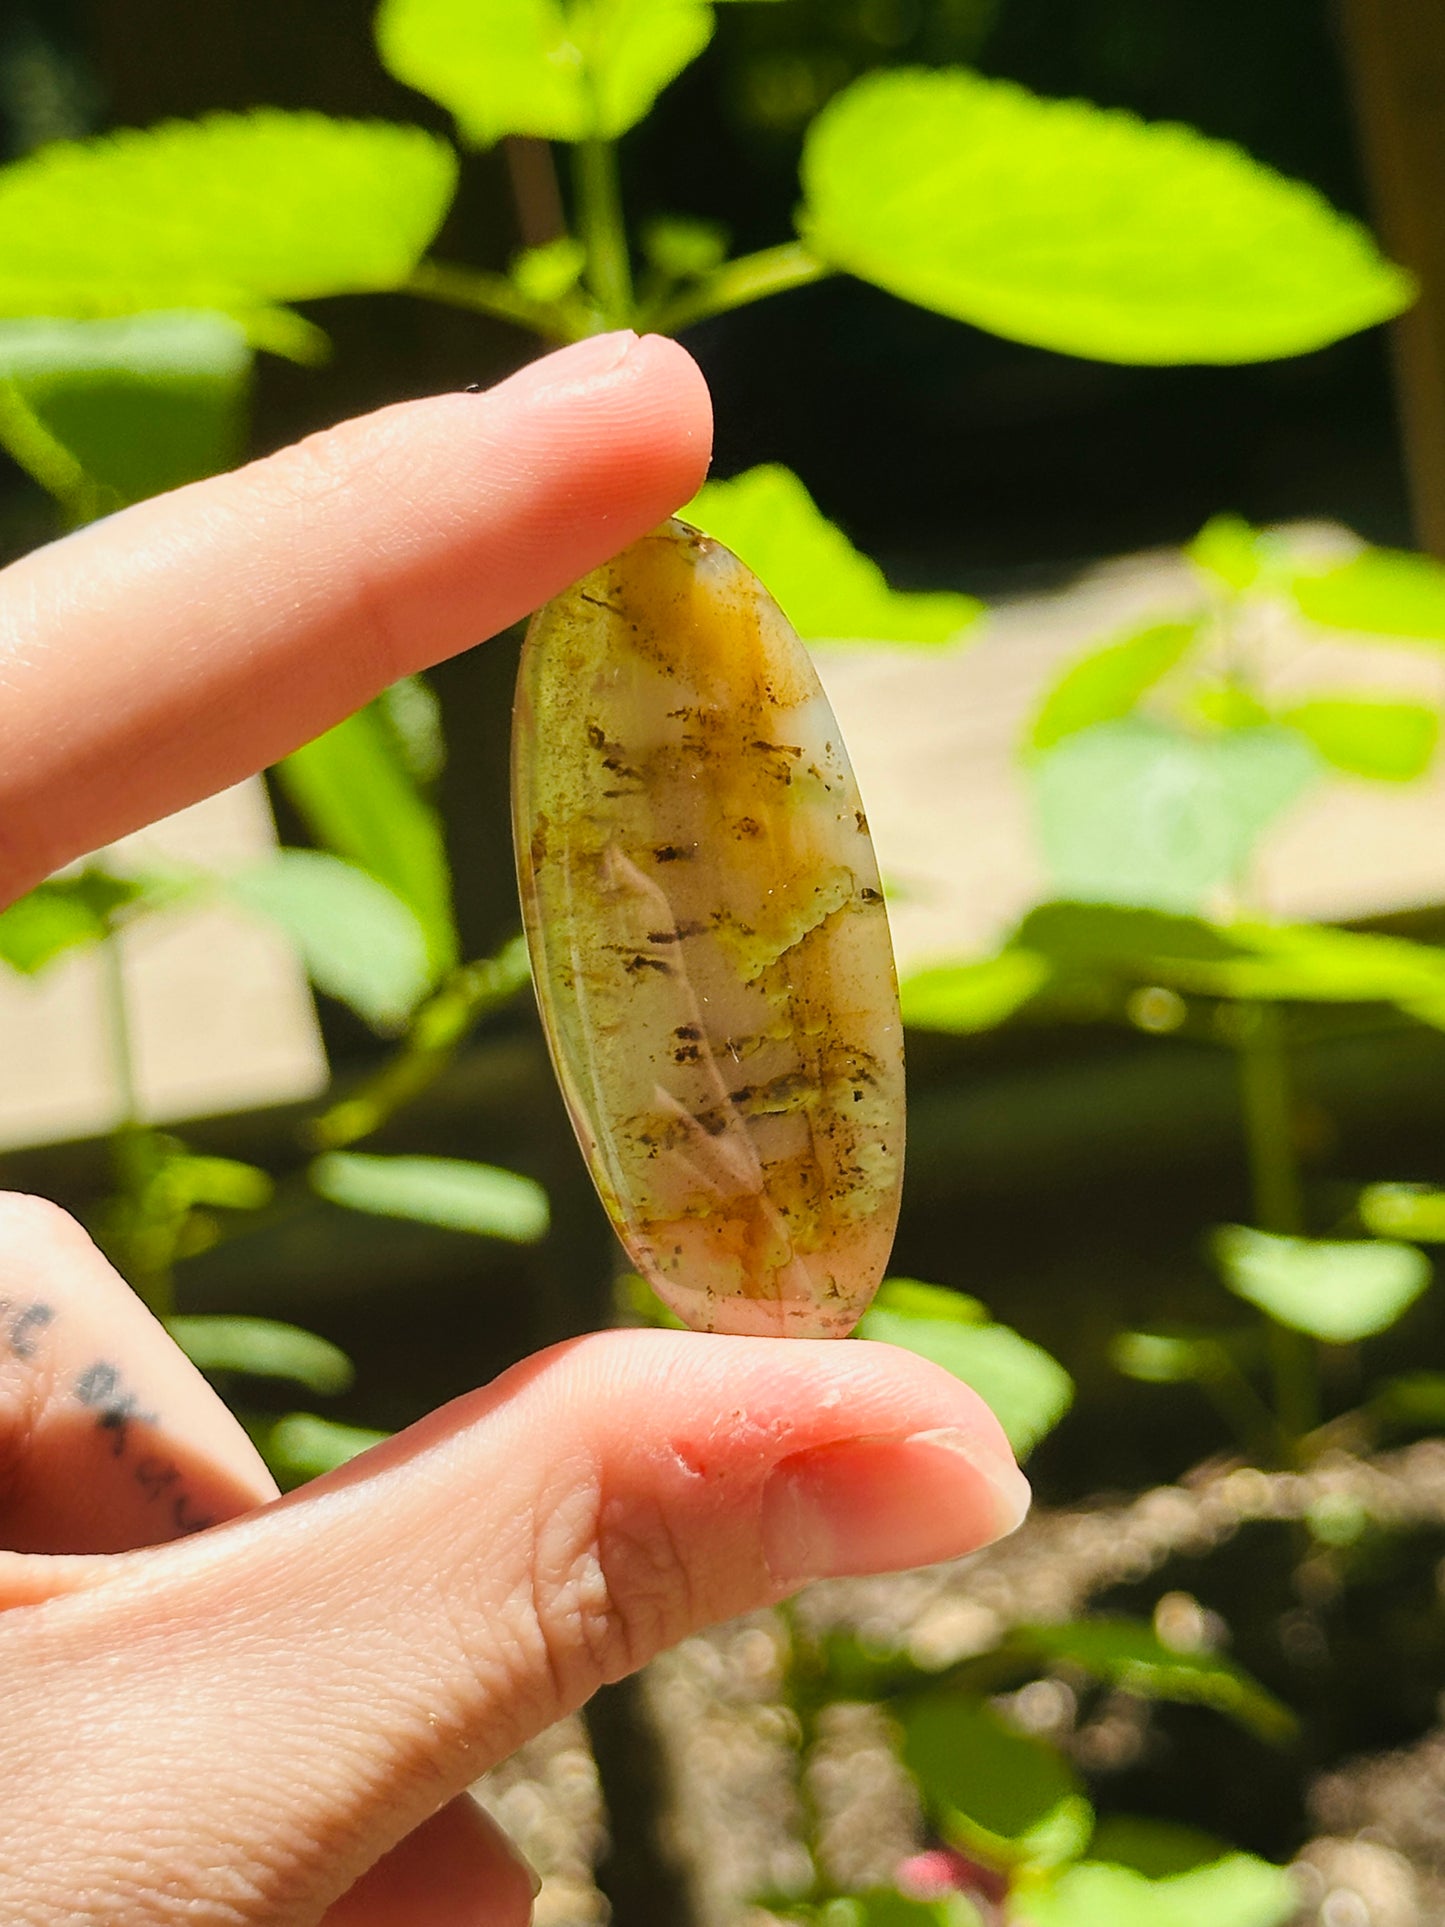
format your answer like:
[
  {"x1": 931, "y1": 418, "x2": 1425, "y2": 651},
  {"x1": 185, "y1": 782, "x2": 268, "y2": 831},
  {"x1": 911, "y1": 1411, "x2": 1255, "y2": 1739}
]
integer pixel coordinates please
[{"x1": 0, "y1": 330, "x2": 712, "y2": 905}]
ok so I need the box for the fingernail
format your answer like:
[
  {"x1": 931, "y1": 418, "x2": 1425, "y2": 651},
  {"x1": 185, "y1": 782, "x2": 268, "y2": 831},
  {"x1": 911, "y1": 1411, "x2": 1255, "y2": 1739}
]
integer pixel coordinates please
[
  {"x1": 502, "y1": 330, "x2": 639, "y2": 400},
  {"x1": 760, "y1": 1427, "x2": 1032, "y2": 1586}
]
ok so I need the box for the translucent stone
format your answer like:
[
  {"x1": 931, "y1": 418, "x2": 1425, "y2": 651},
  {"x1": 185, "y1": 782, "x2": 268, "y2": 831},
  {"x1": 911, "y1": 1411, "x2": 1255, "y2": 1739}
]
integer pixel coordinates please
[{"x1": 512, "y1": 518, "x2": 904, "y2": 1337}]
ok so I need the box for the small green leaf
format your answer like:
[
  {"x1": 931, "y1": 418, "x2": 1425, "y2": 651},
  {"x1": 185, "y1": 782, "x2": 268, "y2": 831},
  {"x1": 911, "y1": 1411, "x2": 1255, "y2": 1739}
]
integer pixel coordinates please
[
  {"x1": 1012, "y1": 1619, "x2": 1295, "y2": 1743},
  {"x1": 169, "y1": 1316, "x2": 354, "y2": 1395},
  {"x1": 900, "y1": 1694, "x2": 1093, "y2": 1871},
  {"x1": 311, "y1": 1152, "x2": 550, "y2": 1243},
  {"x1": 872, "y1": 1277, "x2": 989, "y2": 1325},
  {"x1": 259, "y1": 1411, "x2": 391, "y2": 1485},
  {"x1": 1029, "y1": 623, "x2": 1199, "y2": 754},
  {"x1": 1369, "y1": 1371, "x2": 1445, "y2": 1431},
  {"x1": 642, "y1": 214, "x2": 730, "y2": 279},
  {"x1": 687, "y1": 464, "x2": 979, "y2": 646},
  {"x1": 1360, "y1": 1182, "x2": 1445, "y2": 1242},
  {"x1": 1015, "y1": 1852, "x2": 1297, "y2": 1927},
  {"x1": 0, "y1": 311, "x2": 251, "y2": 506},
  {"x1": 1213, "y1": 1224, "x2": 1432, "y2": 1343},
  {"x1": 1110, "y1": 1328, "x2": 1225, "y2": 1386},
  {"x1": 799, "y1": 69, "x2": 1411, "y2": 366},
  {"x1": 900, "y1": 949, "x2": 1052, "y2": 1033},
  {"x1": 1031, "y1": 721, "x2": 1318, "y2": 912},
  {"x1": 1187, "y1": 516, "x2": 1264, "y2": 593},
  {"x1": 228, "y1": 850, "x2": 434, "y2": 1033},
  {"x1": 376, "y1": 0, "x2": 714, "y2": 145},
  {"x1": 157, "y1": 1154, "x2": 274, "y2": 1211},
  {"x1": 0, "y1": 873, "x2": 148, "y2": 974},
  {"x1": 277, "y1": 701, "x2": 458, "y2": 977},
  {"x1": 511, "y1": 236, "x2": 587, "y2": 303},
  {"x1": 1294, "y1": 547, "x2": 1445, "y2": 640},
  {"x1": 374, "y1": 675, "x2": 446, "y2": 786},
  {"x1": 855, "y1": 1895, "x2": 970, "y2": 1927},
  {"x1": 0, "y1": 114, "x2": 457, "y2": 347},
  {"x1": 860, "y1": 1308, "x2": 1073, "y2": 1457},
  {"x1": 1278, "y1": 697, "x2": 1438, "y2": 782}
]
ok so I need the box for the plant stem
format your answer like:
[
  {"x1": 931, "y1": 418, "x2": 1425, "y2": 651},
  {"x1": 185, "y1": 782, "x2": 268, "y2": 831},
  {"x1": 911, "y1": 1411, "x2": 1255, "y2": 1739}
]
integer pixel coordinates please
[
  {"x1": 1235, "y1": 1000, "x2": 1318, "y2": 1444},
  {"x1": 404, "y1": 260, "x2": 590, "y2": 342},
  {"x1": 651, "y1": 241, "x2": 834, "y2": 333},
  {"x1": 573, "y1": 137, "x2": 634, "y2": 325}
]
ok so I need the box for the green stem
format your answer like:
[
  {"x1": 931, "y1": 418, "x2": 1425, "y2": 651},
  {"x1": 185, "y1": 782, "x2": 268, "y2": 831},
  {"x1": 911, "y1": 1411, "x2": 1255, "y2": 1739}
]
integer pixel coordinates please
[
  {"x1": 404, "y1": 260, "x2": 591, "y2": 342},
  {"x1": 650, "y1": 241, "x2": 833, "y2": 334},
  {"x1": 1235, "y1": 1000, "x2": 1318, "y2": 1446},
  {"x1": 573, "y1": 137, "x2": 634, "y2": 325},
  {"x1": 0, "y1": 378, "x2": 109, "y2": 526}
]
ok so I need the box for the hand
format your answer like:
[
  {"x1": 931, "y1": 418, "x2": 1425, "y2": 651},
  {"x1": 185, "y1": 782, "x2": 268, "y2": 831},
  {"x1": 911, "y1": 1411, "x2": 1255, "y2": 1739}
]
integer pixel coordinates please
[{"x1": 0, "y1": 331, "x2": 1030, "y2": 1926}]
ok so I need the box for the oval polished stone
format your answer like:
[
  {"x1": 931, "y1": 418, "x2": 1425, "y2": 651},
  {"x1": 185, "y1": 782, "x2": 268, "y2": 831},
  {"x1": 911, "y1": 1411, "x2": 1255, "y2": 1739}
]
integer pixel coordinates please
[{"x1": 512, "y1": 518, "x2": 904, "y2": 1337}]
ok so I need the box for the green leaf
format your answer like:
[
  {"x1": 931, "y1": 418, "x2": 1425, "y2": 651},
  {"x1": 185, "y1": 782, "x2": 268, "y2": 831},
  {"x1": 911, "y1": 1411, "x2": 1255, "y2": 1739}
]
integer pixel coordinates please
[
  {"x1": 1029, "y1": 623, "x2": 1200, "y2": 754},
  {"x1": 686, "y1": 465, "x2": 980, "y2": 646},
  {"x1": 277, "y1": 702, "x2": 458, "y2": 977},
  {"x1": 169, "y1": 1316, "x2": 354, "y2": 1395},
  {"x1": 860, "y1": 1308, "x2": 1073, "y2": 1457},
  {"x1": 1012, "y1": 1619, "x2": 1295, "y2": 1743},
  {"x1": 1085, "y1": 1818, "x2": 1232, "y2": 1879},
  {"x1": 872, "y1": 1277, "x2": 989, "y2": 1325},
  {"x1": 1369, "y1": 1371, "x2": 1445, "y2": 1431},
  {"x1": 1187, "y1": 516, "x2": 1264, "y2": 593},
  {"x1": 799, "y1": 69, "x2": 1411, "y2": 366},
  {"x1": 900, "y1": 1694, "x2": 1093, "y2": 1871},
  {"x1": 1031, "y1": 721, "x2": 1319, "y2": 912},
  {"x1": 1213, "y1": 1224, "x2": 1432, "y2": 1343},
  {"x1": 376, "y1": 0, "x2": 714, "y2": 145},
  {"x1": 900, "y1": 949, "x2": 1052, "y2": 1034},
  {"x1": 855, "y1": 1895, "x2": 975, "y2": 1927},
  {"x1": 1294, "y1": 547, "x2": 1445, "y2": 640},
  {"x1": 259, "y1": 1411, "x2": 391, "y2": 1485},
  {"x1": 0, "y1": 114, "x2": 457, "y2": 349},
  {"x1": 155, "y1": 1154, "x2": 274, "y2": 1212},
  {"x1": 511, "y1": 236, "x2": 588, "y2": 304},
  {"x1": 0, "y1": 874, "x2": 148, "y2": 973},
  {"x1": 0, "y1": 311, "x2": 251, "y2": 507},
  {"x1": 227, "y1": 850, "x2": 434, "y2": 1033},
  {"x1": 1278, "y1": 697, "x2": 1438, "y2": 782},
  {"x1": 1359, "y1": 1183, "x2": 1445, "y2": 1242},
  {"x1": 374, "y1": 674, "x2": 446, "y2": 787},
  {"x1": 642, "y1": 214, "x2": 730, "y2": 279},
  {"x1": 311, "y1": 1152, "x2": 550, "y2": 1243},
  {"x1": 1110, "y1": 1328, "x2": 1228, "y2": 1386},
  {"x1": 1015, "y1": 1853, "x2": 1297, "y2": 1927}
]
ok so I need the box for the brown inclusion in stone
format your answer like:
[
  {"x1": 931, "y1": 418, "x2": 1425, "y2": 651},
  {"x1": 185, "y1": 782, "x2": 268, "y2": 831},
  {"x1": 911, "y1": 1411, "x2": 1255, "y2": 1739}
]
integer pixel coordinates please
[{"x1": 511, "y1": 519, "x2": 904, "y2": 1337}]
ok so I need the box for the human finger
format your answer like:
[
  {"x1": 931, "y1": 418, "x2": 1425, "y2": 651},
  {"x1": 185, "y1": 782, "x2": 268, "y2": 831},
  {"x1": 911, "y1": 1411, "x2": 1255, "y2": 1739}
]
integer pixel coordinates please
[
  {"x1": 0, "y1": 1328, "x2": 1027, "y2": 1924},
  {"x1": 324, "y1": 1797, "x2": 537, "y2": 1927},
  {"x1": 0, "y1": 330, "x2": 711, "y2": 902}
]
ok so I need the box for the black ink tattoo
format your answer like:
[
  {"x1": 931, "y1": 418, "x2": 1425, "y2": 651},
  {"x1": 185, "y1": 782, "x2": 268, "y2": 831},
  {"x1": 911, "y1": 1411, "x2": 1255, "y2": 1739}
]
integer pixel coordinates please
[
  {"x1": 73, "y1": 1359, "x2": 160, "y2": 1458},
  {"x1": 0, "y1": 1299, "x2": 56, "y2": 1359}
]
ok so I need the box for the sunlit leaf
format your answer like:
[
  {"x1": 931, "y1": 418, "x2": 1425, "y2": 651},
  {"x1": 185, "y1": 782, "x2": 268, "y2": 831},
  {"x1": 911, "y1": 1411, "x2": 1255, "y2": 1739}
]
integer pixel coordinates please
[
  {"x1": 0, "y1": 311, "x2": 250, "y2": 506},
  {"x1": 1031, "y1": 721, "x2": 1319, "y2": 912},
  {"x1": 799, "y1": 69, "x2": 1411, "y2": 365},
  {"x1": 157, "y1": 1154, "x2": 274, "y2": 1211},
  {"x1": 1012, "y1": 1619, "x2": 1295, "y2": 1743},
  {"x1": 1029, "y1": 623, "x2": 1199, "y2": 753},
  {"x1": 687, "y1": 464, "x2": 979, "y2": 646},
  {"x1": 258, "y1": 1411, "x2": 391, "y2": 1486},
  {"x1": 511, "y1": 235, "x2": 587, "y2": 304},
  {"x1": 873, "y1": 1277, "x2": 989, "y2": 1325},
  {"x1": 1187, "y1": 515, "x2": 1264, "y2": 592},
  {"x1": 1110, "y1": 1328, "x2": 1228, "y2": 1386},
  {"x1": 311, "y1": 1151, "x2": 550, "y2": 1243},
  {"x1": 376, "y1": 0, "x2": 715, "y2": 145},
  {"x1": 1015, "y1": 1852, "x2": 1297, "y2": 1927},
  {"x1": 860, "y1": 1307, "x2": 1073, "y2": 1457},
  {"x1": 901, "y1": 1694, "x2": 1093, "y2": 1871},
  {"x1": 277, "y1": 702, "x2": 458, "y2": 977},
  {"x1": 1279, "y1": 697, "x2": 1437, "y2": 782},
  {"x1": 1359, "y1": 1183, "x2": 1445, "y2": 1242},
  {"x1": 1294, "y1": 547, "x2": 1445, "y2": 640},
  {"x1": 0, "y1": 873, "x2": 148, "y2": 974},
  {"x1": 0, "y1": 114, "x2": 456, "y2": 352},
  {"x1": 374, "y1": 674, "x2": 446, "y2": 787},
  {"x1": 1213, "y1": 1224, "x2": 1431, "y2": 1343},
  {"x1": 901, "y1": 949, "x2": 1052, "y2": 1033},
  {"x1": 169, "y1": 1316, "x2": 354, "y2": 1395}
]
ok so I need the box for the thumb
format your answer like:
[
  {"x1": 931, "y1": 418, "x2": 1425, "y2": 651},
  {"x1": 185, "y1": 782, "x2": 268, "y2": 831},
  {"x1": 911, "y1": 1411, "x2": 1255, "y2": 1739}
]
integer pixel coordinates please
[{"x1": 4, "y1": 1329, "x2": 1028, "y2": 1925}]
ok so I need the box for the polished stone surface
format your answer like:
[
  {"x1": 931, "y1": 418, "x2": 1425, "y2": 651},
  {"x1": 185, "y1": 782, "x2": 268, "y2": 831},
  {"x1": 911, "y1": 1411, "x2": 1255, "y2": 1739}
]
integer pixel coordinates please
[{"x1": 513, "y1": 518, "x2": 904, "y2": 1337}]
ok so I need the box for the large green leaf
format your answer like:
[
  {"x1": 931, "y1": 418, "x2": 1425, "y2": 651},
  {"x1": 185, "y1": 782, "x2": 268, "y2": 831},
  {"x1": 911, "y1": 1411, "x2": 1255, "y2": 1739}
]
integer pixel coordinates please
[
  {"x1": 687, "y1": 465, "x2": 979, "y2": 646},
  {"x1": 1293, "y1": 547, "x2": 1445, "y2": 640},
  {"x1": 860, "y1": 1306, "x2": 1073, "y2": 1458},
  {"x1": 901, "y1": 1694, "x2": 1093, "y2": 1871},
  {"x1": 227, "y1": 850, "x2": 434, "y2": 1033},
  {"x1": 900, "y1": 950, "x2": 1053, "y2": 1034},
  {"x1": 277, "y1": 701, "x2": 457, "y2": 976},
  {"x1": 169, "y1": 1316, "x2": 354, "y2": 1395},
  {"x1": 0, "y1": 311, "x2": 251, "y2": 507},
  {"x1": 311, "y1": 1152, "x2": 550, "y2": 1243},
  {"x1": 1031, "y1": 720, "x2": 1318, "y2": 912},
  {"x1": 1028, "y1": 623, "x2": 1199, "y2": 753},
  {"x1": 0, "y1": 113, "x2": 457, "y2": 352},
  {"x1": 1012, "y1": 1619, "x2": 1294, "y2": 1742},
  {"x1": 1213, "y1": 1224, "x2": 1432, "y2": 1343},
  {"x1": 799, "y1": 69, "x2": 1411, "y2": 366},
  {"x1": 1278, "y1": 697, "x2": 1438, "y2": 783},
  {"x1": 376, "y1": 0, "x2": 715, "y2": 145},
  {"x1": 0, "y1": 874, "x2": 147, "y2": 974},
  {"x1": 1016, "y1": 1852, "x2": 1297, "y2": 1927}
]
